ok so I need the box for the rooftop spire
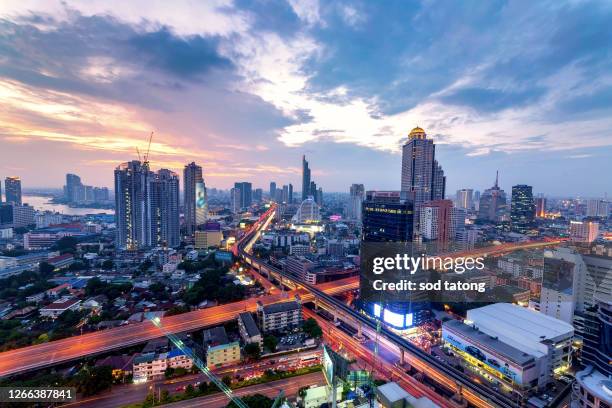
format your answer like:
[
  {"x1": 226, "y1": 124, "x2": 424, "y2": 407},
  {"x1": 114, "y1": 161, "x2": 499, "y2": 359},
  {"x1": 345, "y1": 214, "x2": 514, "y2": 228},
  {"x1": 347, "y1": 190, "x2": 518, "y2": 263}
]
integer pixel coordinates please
[{"x1": 494, "y1": 170, "x2": 499, "y2": 188}]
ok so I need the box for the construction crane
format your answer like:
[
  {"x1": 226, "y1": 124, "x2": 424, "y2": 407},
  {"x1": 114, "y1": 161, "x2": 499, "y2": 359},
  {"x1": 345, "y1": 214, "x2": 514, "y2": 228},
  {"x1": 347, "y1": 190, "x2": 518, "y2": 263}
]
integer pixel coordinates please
[{"x1": 143, "y1": 131, "x2": 154, "y2": 164}]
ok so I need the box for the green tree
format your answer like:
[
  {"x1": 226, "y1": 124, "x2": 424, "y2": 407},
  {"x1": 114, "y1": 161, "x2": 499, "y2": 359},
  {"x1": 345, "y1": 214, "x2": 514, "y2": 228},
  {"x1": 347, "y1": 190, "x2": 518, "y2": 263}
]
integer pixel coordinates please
[
  {"x1": 226, "y1": 394, "x2": 274, "y2": 408},
  {"x1": 302, "y1": 318, "x2": 322, "y2": 339},
  {"x1": 101, "y1": 259, "x2": 114, "y2": 270},
  {"x1": 221, "y1": 375, "x2": 232, "y2": 387},
  {"x1": 69, "y1": 261, "x2": 86, "y2": 272},
  {"x1": 39, "y1": 262, "x2": 55, "y2": 275},
  {"x1": 73, "y1": 365, "x2": 113, "y2": 396},
  {"x1": 160, "y1": 389, "x2": 170, "y2": 403},
  {"x1": 198, "y1": 381, "x2": 210, "y2": 394},
  {"x1": 263, "y1": 335, "x2": 278, "y2": 352},
  {"x1": 164, "y1": 367, "x2": 175, "y2": 378},
  {"x1": 244, "y1": 342, "x2": 261, "y2": 361},
  {"x1": 55, "y1": 236, "x2": 78, "y2": 252}
]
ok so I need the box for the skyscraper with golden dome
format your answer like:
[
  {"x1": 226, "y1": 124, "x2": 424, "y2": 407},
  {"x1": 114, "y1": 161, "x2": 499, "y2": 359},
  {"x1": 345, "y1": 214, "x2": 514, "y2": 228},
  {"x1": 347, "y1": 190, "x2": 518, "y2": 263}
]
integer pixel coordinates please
[{"x1": 400, "y1": 126, "x2": 446, "y2": 234}]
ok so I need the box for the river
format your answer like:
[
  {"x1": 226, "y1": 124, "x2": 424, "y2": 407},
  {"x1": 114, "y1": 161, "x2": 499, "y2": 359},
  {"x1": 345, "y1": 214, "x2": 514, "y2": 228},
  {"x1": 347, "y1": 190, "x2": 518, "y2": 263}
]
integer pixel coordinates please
[{"x1": 22, "y1": 195, "x2": 114, "y2": 216}]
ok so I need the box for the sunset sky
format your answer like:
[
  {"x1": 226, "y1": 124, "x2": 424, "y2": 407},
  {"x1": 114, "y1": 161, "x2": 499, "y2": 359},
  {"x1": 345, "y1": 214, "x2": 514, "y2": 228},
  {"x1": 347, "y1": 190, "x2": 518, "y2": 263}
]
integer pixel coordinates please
[{"x1": 0, "y1": 0, "x2": 611, "y2": 196}]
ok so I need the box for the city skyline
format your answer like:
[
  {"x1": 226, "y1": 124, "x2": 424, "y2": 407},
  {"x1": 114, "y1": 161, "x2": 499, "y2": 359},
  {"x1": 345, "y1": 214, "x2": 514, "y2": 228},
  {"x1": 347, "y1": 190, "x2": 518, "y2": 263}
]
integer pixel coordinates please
[{"x1": 0, "y1": 1, "x2": 611, "y2": 196}]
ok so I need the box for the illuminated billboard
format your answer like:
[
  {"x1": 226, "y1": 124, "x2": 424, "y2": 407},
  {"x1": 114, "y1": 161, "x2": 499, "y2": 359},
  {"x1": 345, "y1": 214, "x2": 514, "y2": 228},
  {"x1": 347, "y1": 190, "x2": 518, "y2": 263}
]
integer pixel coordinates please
[
  {"x1": 371, "y1": 303, "x2": 414, "y2": 330},
  {"x1": 196, "y1": 181, "x2": 207, "y2": 209},
  {"x1": 195, "y1": 181, "x2": 207, "y2": 224}
]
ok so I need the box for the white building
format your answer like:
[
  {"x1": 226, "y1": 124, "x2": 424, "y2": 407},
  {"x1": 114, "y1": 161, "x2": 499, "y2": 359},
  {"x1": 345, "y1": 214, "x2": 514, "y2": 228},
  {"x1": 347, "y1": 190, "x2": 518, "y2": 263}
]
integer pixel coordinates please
[
  {"x1": 39, "y1": 298, "x2": 81, "y2": 319},
  {"x1": 132, "y1": 349, "x2": 193, "y2": 382},
  {"x1": 257, "y1": 299, "x2": 302, "y2": 333},
  {"x1": 466, "y1": 303, "x2": 574, "y2": 385},
  {"x1": 569, "y1": 220, "x2": 599, "y2": 243},
  {"x1": 237, "y1": 312, "x2": 263, "y2": 349},
  {"x1": 289, "y1": 244, "x2": 310, "y2": 257}
]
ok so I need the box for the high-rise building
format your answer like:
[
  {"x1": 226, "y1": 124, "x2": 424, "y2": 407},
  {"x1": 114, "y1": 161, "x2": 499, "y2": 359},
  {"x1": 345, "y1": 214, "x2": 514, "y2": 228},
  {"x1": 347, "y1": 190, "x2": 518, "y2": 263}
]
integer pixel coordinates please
[
  {"x1": 451, "y1": 206, "x2": 466, "y2": 239},
  {"x1": 400, "y1": 127, "x2": 445, "y2": 233},
  {"x1": 569, "y1": 220, "x2": 599, "y2": 243},
  {"x1": 152, "y1": 169, "x2": 180, "y2": 248},
  {"x1": 254, "y1": 188, "x2": 263, "y2": 202},
  {"x1": 586, "y1": 199, "x2": 610, "y2": 218},
  {"x1": 456, "y1": 189, "x2": 473, "y2": 210},
  {"x1": 581, "y1": 294, "x2": 612, "y2": 377},
  {"x1": 115, "y1": 161, "x2": 154, "y2": 249},
  {"x1": 478, "y1": 171, "x2": 507, "y2": 222},
  {"x1": 183, "y1": 162, "x2": 205, "y2": 236},
  {"x1": 269, "y1": 182, "x2": 276, "y2": 202},
  {"x1": 233, "y1": 182, "x2": 252, "y2": 209},
  {"x1": 573, "y1": 294, "x2": 612, "y2": 407},
  {"x1": 114, "y1": 161, "x2": 180, "y2": 249},
  {"x1": 63, "y1": 173, "x2": 108, "y2": 204},
  {"x1": 12, "y1": 204, "x2": 35, "y2": 228},
  {"x1": 535, "y1": 197, "x2": 546, "y2": 218},
  {"x1": 0, "y1": 179, "x2": 2, "y2": 203},
  {"x1": 302, "y1": 155, "x2": 311, "y2": 201},
  {"x1": 510, "y1": 185, "x2": 535, "y2": 233},
  {"x1": 348, "y1": 184, "x2": 365, "y2": 221},
  {"x1": 281, "y1": 185, "x2": 289, "y2": 203},
  {"x1": 362, "y1": 191, "x2": 413, "y2": 242},
  {"x1": 230, "y1": 188, "x2": 241, "y2": 214},
  {"x1": 316, "y1": 187, "x2": 323, "y2": 206},
  {"x1": 5, "y1": 177, "x2": 22, "y2": 205},
  {"x1": 288, "y1": 183, "x2": 293, "y2": 204},
  {"x1": 361, "y1": 191, "x2": 429, "y2": 329},
  {"x1": 419, "y1": 199, "x2": 453, "y2": 241},
  {"x1": 65, "y1": 173, "x2": 82, "y2": 202}
]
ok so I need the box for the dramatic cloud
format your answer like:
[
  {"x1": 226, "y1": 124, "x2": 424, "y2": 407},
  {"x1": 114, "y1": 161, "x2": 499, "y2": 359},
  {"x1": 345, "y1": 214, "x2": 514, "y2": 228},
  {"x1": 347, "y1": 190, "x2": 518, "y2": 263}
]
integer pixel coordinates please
[{"x1": 0, "y1": 0, "x2": 611, "y2": 196}]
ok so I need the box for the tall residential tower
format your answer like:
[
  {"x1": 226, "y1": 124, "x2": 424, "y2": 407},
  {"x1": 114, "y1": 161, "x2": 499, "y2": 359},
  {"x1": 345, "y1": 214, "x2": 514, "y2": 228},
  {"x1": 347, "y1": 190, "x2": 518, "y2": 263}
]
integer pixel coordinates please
[{"x1": 400, "y1": 127, "x2": 445, "y2": 234}]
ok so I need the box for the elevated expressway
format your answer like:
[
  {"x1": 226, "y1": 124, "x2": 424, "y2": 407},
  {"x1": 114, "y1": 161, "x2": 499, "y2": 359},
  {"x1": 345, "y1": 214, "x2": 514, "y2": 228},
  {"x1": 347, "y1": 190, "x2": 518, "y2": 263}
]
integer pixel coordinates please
[{"x1": 238, "y1": 205, "x2": 528, "y2": 408}]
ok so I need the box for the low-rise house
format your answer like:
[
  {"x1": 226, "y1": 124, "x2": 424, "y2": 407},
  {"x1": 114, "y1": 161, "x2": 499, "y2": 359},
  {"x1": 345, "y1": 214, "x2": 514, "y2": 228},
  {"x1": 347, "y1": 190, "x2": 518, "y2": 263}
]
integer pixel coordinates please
[
  {"x1": 47, "y1": 253, "x2": 75, "y2": 270},
  {"x1": 25, "y1": 292, "x2": 46, "y2": 304},
  {"x1": 203, "y1": 326, "x2": 240, "y2": 369},
  {"x1": 95, "y1": 355, "x2": 135, "y2": 380},
  {"x1": 237, "y1": 312, "x2": 263, "y2": 349},
  {"x1": 132, "y1": 349, "x2": 193, "y2": 382},
  {"x1": 39, "y1": 298, "x2": 81, "y2": 319},
  {"x1": 257, "y1": 298, "x2": 303, "y2": 333}
]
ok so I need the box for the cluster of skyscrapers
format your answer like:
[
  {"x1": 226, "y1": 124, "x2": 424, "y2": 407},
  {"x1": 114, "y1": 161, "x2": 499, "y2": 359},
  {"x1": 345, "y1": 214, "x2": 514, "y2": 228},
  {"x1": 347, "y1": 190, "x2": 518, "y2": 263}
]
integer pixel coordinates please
[
  {"x1": 114, "y1": 160, "x2": 209, "y2": 250},
  {"x1": 302, "y1": 155, "x2": 323, "y2": 205},
  {"x1": 268, "y1": 181, "x2": 293, "y2": 204},
  {"x1": 64, "y1": 173, "x2": 110, "y2": 204}
]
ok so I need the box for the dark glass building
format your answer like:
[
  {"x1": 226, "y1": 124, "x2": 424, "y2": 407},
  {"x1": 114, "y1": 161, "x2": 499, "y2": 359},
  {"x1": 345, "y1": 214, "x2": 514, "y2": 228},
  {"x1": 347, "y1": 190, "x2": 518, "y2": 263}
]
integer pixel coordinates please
[
  {"x1": 362, "y1": 191, "x2": 413, "y2": 242},
  {"x1": 510, "y1": 184, "x2": 535, "y2": 233},
  {"x1": 582, "y1": 294, "x2": 612, "y2": 377},
  {"x1": 360, "y1": 191, "x2": 429, "y2": 329},
  {"x1": 233, "y1": 182, "x2": 253, "y2": 208},
  {"x1": 5, "y1": 176, "x2": 22, "y2": 205}
]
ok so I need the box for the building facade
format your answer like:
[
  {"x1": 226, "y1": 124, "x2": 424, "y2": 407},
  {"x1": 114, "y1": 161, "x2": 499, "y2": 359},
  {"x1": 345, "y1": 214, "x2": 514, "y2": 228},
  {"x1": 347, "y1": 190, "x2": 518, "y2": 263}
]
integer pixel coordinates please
[
  {"x1": 5, "y1": 177, "x2": 21, "y2": 205},
  {"x1": 183, "y1": 162, "x2": 206, "y2": 236},
  {"x1": 257, "y1": 299, "x2": 302, "y2": 333},
  {"x1": 400, "y1": 127, "x2": 445, "y2": 234},
  {"x1": 510, "y1": 185, "x2": 535, "y2": 233}
]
